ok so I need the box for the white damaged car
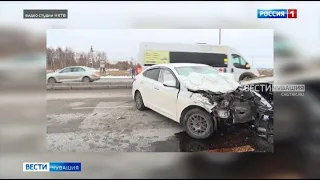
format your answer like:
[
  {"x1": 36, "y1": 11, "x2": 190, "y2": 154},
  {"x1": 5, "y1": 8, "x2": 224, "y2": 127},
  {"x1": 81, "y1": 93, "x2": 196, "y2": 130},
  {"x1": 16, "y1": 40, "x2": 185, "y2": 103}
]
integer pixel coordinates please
[{"x1": 132, "y1": 63, "x2": 273, "y2": 139}]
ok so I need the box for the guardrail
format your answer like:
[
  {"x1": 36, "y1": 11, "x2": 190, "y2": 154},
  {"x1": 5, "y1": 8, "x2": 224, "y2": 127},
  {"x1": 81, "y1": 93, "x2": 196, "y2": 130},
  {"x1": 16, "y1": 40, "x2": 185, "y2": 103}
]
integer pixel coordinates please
[
  {"x1": 47, "y1": 82, "x2": 133, "y2": 90},
  {"x1": 47, "y1": 75, "x2": 279, "y2": 91}
]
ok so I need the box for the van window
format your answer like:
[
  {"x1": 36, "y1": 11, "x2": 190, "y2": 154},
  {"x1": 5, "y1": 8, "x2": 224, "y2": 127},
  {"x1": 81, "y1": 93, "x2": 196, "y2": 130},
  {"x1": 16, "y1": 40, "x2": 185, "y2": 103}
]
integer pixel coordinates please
[
  {"x1": 143, "y1": 68, "x2": 160, "y2": 81},
  {"x1": 170, "y1": 52, "x2": 228, "y2": 67},
  {"x1": 232, "y1": 54, "x2": 249, "y2": 69}
]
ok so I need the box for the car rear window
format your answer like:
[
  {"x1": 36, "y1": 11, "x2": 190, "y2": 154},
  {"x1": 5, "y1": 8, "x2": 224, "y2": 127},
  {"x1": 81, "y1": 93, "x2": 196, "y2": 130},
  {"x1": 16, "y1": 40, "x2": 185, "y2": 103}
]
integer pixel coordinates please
[{"x1": 143, "y1": 68, "x2": 160, "y2": 81}]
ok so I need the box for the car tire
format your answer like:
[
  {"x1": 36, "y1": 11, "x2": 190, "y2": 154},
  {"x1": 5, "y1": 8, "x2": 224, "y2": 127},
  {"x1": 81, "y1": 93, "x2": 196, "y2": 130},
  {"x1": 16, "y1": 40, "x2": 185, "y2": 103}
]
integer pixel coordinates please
[
  {"x1": 82, "y1": 76, "x2": 91, "y2": 83},
  {"x1": 48, "y1": 77, "x2": 56, "y2": 83},
  {"x1": 241, "y1": 75, "x2": 252, "y2": 81},
  {"x1": 183, "y1": 108, "x2": 215, "y2": 139},
  {"x1": 134, "y1": 91, "x2": 147, "y2": 111}
]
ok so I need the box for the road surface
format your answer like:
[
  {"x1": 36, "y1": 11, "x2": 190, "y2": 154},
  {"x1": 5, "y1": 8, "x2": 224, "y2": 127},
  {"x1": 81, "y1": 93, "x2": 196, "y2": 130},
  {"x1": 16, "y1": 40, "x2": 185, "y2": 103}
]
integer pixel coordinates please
[{"x1": 47, "y1": 89, "x2": 273, "y2": 152}]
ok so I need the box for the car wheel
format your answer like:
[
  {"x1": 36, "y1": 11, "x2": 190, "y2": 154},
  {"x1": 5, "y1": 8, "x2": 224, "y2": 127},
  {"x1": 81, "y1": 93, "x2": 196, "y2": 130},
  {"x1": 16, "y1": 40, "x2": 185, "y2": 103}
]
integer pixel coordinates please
[
  {"x1": 134, "y1": 91, "x2": 146, "y2": 111},
  {"x1": 82, "y1": 76, "x2": 91, "y2": 83},
  {"x1": 183, "y1": 108, "x2": 215, "y2": 139},
  {"x1": 48, "y1": 77, "x2": 56, "y2": 83},
  {"x1": 242, "y1": 76, "x2": 252, "y2": 81}
]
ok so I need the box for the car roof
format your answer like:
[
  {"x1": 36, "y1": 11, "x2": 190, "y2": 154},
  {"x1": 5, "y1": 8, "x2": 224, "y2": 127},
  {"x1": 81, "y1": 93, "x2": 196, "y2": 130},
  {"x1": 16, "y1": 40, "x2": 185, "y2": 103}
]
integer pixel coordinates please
[
  {"x1": 64, "y1": 66, "x2": 90, "y2": 69},
  {"x1": 151, "y1": 63, "x2": 208, "y2": 68}
]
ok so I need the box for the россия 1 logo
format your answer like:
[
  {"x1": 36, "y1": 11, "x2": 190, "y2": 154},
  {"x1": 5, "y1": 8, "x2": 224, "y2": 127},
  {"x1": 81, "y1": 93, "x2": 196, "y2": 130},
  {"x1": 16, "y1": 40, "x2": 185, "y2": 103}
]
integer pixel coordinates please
[
  {"x1": 23, "y1": 162, "x2": 81, "y2": 172},
  {"x1": 257, "y1": 9, "x2": 297, "y2": 19}
]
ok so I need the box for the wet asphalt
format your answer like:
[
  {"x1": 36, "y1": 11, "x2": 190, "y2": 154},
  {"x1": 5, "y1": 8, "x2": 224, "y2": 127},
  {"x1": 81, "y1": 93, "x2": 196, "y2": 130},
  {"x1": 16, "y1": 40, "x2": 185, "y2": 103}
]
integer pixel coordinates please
[
  {"x1": 153, "y1": 125, "x2": 273, "y2": 152},
  {"x1": 47, "y1": 89, "x2": 273, "y2": 152}
]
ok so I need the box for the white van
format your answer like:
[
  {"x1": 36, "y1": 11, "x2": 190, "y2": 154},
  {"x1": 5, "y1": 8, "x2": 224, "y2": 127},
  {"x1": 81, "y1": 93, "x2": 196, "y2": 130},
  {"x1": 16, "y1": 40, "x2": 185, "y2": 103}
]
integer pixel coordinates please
[{"x1": 137, "y1": 42, "x2": 260, "y2": 81}]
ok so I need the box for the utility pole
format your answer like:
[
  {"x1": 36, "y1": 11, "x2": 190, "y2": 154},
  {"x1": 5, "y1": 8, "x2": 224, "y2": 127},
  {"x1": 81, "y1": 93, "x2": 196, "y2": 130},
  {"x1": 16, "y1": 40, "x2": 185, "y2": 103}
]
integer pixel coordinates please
[
  {"x1": 252, "y1": 56, "x2": 254, "y2": 68},
  {"x1": 219, "y1": 29, "x2": 221, "y2": 45},
  {"x1": 90, "y1": 46, "x2": 94, "y2": 68}
]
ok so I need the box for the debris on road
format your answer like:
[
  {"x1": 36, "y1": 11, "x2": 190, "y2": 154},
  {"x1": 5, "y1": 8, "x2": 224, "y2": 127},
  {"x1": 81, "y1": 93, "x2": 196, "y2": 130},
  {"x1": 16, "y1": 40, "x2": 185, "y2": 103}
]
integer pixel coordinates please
[{"x1": 205, "y1": 145, "x2": 255, "y2": 152}]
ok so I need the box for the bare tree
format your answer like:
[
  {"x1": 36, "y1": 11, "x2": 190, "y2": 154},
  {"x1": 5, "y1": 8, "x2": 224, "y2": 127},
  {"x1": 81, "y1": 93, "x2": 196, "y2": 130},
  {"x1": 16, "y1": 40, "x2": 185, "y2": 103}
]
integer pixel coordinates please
[
  {"x1": 46, "y1": 46, "x2": 132, "y2": 71},
  {"x1": 78, "y1": 52, "x2": 88, "y2": 66},
  {"x1": 64, "y1": 48, "x2": 76, "y2": 67},
  {"x1": 46, "y1": 47, "x2": 55, "y2": 70},
  {"x1": 115, "y1": 61, "x2": 130, "y2": 70}
]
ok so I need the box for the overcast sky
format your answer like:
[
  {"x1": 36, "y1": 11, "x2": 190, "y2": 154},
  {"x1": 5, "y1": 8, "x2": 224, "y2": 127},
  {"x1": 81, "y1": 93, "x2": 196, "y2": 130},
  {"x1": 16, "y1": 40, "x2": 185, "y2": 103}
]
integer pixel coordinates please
[
  {"x1": 1, "y1": 1, "x2": 319, "y2": 67},
  {"x1": 47, "y1": 29, "x2": 273, "y2": 68}
]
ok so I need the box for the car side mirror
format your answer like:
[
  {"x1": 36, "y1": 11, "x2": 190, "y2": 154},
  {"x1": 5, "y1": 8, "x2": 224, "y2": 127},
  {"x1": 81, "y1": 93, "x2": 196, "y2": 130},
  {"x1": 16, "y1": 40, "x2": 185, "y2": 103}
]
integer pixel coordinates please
[
  {"x1": 245, "y1": 63, "x2": 251, "y2": 69},
  {"x1": 163, "y1": 80, "x2": 176, "y2": 88}
]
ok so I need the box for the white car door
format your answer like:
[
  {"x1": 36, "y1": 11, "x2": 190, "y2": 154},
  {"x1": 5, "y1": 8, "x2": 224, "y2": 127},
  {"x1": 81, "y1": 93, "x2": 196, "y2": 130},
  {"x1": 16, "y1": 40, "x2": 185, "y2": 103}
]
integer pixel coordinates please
[
  {"x1": 153, "y1": 68, "x2": 179, "y2": 120},
  {"x1": 71, "y1": 67, "x2": 87, "y2": 81},
  {"x1": 139, "y1": 68, "x2": 161, "y2": 109},
  {"x1": 56, "y1": 67, "x2": 74, "y2": 82}
]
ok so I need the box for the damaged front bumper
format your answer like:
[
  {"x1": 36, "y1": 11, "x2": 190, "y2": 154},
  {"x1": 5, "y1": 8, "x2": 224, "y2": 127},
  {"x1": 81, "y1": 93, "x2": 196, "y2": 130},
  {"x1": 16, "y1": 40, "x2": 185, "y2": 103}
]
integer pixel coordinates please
[{"x1": 188, "y1": 86, "x2": 274, "y2": 135}]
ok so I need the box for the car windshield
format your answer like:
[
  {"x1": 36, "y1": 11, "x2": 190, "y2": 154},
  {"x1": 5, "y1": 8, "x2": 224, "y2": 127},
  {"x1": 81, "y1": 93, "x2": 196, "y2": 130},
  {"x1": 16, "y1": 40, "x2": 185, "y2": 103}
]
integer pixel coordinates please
[{"x1": 175, "y1": 66, "x2": 219, "y2": 77}]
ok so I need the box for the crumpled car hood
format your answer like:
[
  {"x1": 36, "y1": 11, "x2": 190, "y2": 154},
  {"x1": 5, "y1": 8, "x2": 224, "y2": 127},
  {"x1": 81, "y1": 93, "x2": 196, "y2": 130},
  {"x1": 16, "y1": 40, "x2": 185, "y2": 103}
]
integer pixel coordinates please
[{"x1": 179, "y1": 72, "x2": 240, "y2": 93}]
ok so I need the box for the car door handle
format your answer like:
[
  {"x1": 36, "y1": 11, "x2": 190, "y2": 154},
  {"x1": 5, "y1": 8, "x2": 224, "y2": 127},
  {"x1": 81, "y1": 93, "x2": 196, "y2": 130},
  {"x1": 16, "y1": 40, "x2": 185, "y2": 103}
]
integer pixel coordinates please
[{"x1": 154, "y1": 87, "x2": 159, "y2": 90}]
